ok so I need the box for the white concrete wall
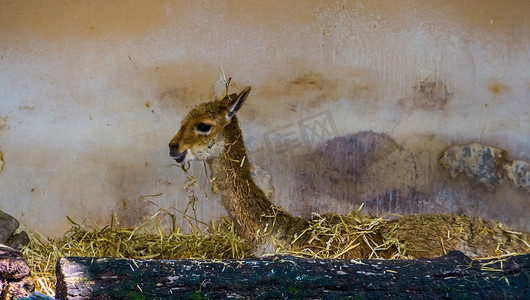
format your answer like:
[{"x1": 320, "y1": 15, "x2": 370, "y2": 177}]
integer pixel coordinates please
[{"x1": 0, "y1": 0, "x2": 528, "y2": 237}]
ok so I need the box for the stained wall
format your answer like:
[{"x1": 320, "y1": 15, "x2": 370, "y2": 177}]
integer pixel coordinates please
[{"x1": 0, "y1": 0, "x2": 528, "y2": 237}]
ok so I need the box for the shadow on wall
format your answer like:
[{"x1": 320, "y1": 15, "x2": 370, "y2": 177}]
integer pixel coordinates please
[
  {"x1": 289, "y1": 131, "x2": 529, "y2": 230},
  {"x1": 292, "y1": 131, "x2": 447, "y2": 216}
]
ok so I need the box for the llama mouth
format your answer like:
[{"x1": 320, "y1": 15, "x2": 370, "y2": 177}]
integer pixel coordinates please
[{"x1": 172, "y1": 150, "x2": 187, "y2": 163}]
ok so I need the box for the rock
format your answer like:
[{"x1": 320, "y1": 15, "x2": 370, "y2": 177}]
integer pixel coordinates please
[
  {"x1": 0, "y1": 244, "x2": 34, "y2": 299},
  {"x1": 6, "y1": 231, "x2": 30, "y2": 251},
  {"x1": 0, "y1": 210, "x2": 19, "y2": 245},
  {"x1": 0, "y1": 244, "x2": 31, "y2": 280},
  {"x1": 2, "y1": 276, "x2": 34, "y2": 300},
  {"x1": 440, "y1": 142, "x2": 506, "y2": 189},
  {"x1": 0, "y1": 210, "x2": 29, "y2": 250},
  {"x1": 441, "y1": 142, "x2": 530, "y2": 192},
  {"x1": 504, "y1": 159, "x2": 530, "y2": 192}
]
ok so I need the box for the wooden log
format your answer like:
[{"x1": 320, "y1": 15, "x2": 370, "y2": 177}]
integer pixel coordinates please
[{"x1": 56, "y1": 251, "x2": 530, "y2": 299}]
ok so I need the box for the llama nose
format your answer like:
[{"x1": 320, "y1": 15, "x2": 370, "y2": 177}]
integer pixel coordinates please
[
  {"x1": 169, "y1": 141, "x2": 179, "y2": 151},
  {"x1": 168, "y1": 142, "x2": 180, "y2": 156}
]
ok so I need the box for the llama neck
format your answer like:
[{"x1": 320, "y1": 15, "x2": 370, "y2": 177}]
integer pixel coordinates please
[{"x1": 207, "y1": 117, "x2": 298, "y2": 245}]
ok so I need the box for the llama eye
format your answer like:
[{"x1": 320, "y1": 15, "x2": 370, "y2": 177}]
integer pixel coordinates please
[{"x1": 196, "y1": 123, "x2": 212, "y2": 133}]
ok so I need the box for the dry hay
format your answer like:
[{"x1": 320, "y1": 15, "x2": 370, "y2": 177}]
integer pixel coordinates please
[
  {"x1": 290, "y1": 207, "x2": 408, "y2": 260},
  {"x1": 21, "y1": 204, "x2": 530, "y2": 297},
  {"x1": 293, "y1": 210, "x2": 530, "y2": 261},
  {"x1": 21, "y1": 210, "x2": 249, "y2": 297}
]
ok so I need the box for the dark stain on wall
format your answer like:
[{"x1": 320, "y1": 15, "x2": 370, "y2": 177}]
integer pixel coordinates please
[
  {"x1": 150, "y1": 63, "x2": 225, "y2": 113},
  {"x1": 488, "y1": 80, "x2": 510, "y2": 95},
  {"x1": 294, "y1": 131, "x2": 401, "y2": 204},
  {"x1": 106, "y1": 162, "x2": 152, "y2": 227},
  {"x1": 258, "y1": 65, "x2": 374, "y2": 113},
  {"x1": 158, "y1": 87, "x2": 202, "y2": 112},
  {"x1": 400, "y1": 79, "x2": 453, "y2": 111},
  {"x1": 0, "y1": 117, "x2": 5, "y2": 172}
]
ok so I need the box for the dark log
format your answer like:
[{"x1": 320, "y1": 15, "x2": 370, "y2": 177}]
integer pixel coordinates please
[{"x1": 56, "y1": 251, "x2": 530, "y2": 299}]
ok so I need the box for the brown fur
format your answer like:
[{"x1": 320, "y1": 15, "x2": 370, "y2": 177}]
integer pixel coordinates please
[
  {"x1": 170, "y1": 86, "x2": 530, "y2": 258},
  {"x1": 381, "y1": 214, "x2": 530, "y2": 258},
  {"x1": 169, "y1": 87, "x2": 307, "y2": 254},
  {"x1": 209, "y1": 116, "x2": 308, "y2": 251}
]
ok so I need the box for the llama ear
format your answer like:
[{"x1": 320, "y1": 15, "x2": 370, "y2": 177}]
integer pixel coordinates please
[{"x1": 226, "y1": 86, "x2": 251, "y2": 121}]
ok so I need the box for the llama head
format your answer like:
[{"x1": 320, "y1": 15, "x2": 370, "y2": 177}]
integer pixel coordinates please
[{"x1": 169, "y1": 86, "x2": 251, "y2": 163}]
